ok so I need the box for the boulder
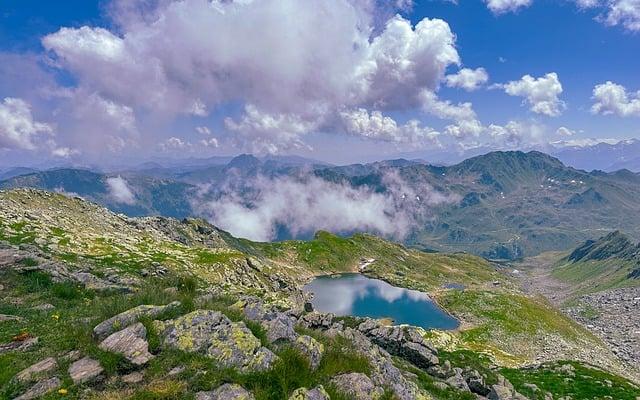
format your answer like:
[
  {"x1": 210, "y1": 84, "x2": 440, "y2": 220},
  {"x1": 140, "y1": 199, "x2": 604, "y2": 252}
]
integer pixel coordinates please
[
  {"x1": 464, "y1": 369, "x2": 491, "y2": 396},
  {"x1": 0, "y1": 337, "x2": 38, "y2": 354},
  {"x1": 295, "y1": 335, "x2": 324, "y2": 370},
  {"x1": 93, "y1": 301, "x2": 181, "y2": 340},
  {"x1": 122, "y1": 371, "x2": 144, "y2": 384},
  {"x1": 0, "y1": 314, "x2": 24, "y2": 322},
  {"x1": 154, "y1": 310, "x2": 277, "y2": 372},
  {"x1": 358, "y1": 322, "x2": 439, "y2": 369},
  {"x1": 263, "y1": 313, "x2": 298, "y2": 344},
  {"x1": 196, "y1": 383, "x2": 254, "y2": 400},
  {"x1": 331, "y1": 373, "x2": 384, "y2": 400},
  {"x1": 299, "y1": 312, "x2": 336, "y2": 330},
  {"x1": 15, "y1": 357, "x2": 57, "y2": 383},
  {"x1": 340, "y1": 328, "x2": 428, "y2": 400},
  {"x1": 14, "y1": 377, "x2": 61, "y2": 400},
  {"x1": 68, "y1": 357, "x2": 103, "y2": 384},
  {"x1": 445, "y1": 368, "x2": 469, "y2": 391},
  {"x1": 99, "y1": 323, "x2": 154, "y2": 365},
  {"x1": 289, "y1": 386, "x2": 330, "y2": 400}
]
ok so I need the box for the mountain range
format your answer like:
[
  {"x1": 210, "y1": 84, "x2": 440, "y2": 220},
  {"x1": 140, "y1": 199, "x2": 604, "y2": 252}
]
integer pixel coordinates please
[{"x1": 2, "y1": 150, "x2": 640, "y2": 260}]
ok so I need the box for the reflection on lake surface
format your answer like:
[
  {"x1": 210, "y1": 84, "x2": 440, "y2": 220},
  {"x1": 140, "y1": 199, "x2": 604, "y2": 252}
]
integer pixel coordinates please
[{"x1": 303, "y1": 273, "x2": 459, "y2": 330}]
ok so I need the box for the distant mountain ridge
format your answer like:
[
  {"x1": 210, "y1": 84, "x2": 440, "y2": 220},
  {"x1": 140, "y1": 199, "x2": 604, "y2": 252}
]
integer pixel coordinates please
[{"x1": 2, "y1": 151, "x2": 640, "y2": 260}]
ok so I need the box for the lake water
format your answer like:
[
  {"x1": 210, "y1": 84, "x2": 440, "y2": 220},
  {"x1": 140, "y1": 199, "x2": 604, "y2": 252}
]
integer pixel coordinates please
[{"x1": 303, "y1": 273, "x2": 459, "y2": 330}]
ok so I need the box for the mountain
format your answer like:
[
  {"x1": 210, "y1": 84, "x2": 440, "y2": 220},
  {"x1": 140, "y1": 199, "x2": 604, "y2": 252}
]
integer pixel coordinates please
[
  {"x1": 553, "y1": 231, "x2": 640, "y2": 295},
  {"x1": 0, "y1": 188, "x2": 636, "y2": 399},
  {"x1": 0, "y1": 167, "x2": 39, "y2": 180},
  {"x1": 323, "y1": 151, "x2": 640, "y2": 259},
  {"x1": 552, "y1": 139, "x2": 640, "y2": 172},
  {"x1": 0, "y1": 168, "x2": 196, "y2": 218},
  {"x1": 2, "y1": 151, "x2": 640, "y2": 260}
]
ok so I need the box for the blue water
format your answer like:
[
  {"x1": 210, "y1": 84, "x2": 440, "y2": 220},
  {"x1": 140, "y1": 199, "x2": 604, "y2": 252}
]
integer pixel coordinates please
[{"x1": 303, "y1": 274, "x2": 459, "y2": 330}]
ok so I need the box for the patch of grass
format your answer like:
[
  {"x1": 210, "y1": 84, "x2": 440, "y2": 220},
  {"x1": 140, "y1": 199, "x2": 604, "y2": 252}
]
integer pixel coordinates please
[
  {"x1": 501, "y1": 361, "x2": 640, "y2": 400},
  {"x1": 19, "y1": 257, "x2": 39, "y2": 267}
]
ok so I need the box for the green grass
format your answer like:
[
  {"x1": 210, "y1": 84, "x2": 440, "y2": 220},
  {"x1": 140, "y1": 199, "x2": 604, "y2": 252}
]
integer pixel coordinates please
[{"x1": 502, "y1": 361, "x2": 640, "y2": 400}]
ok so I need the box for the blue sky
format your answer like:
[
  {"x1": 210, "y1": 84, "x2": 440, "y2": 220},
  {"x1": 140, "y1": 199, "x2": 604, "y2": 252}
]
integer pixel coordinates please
[{"x1": 0, "y1": 0, "x2": 638, "y2": 166}]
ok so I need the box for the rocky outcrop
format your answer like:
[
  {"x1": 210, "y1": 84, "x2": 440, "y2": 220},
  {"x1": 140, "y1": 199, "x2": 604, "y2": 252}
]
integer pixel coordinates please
[
  {"x1": 15, "y1": 357, "x2": 57, "y2": 383},
  {"x1": 331, "y1": 373, "x2": 384, "y2": 400},
  {"x1": 153, "y1": 310, "x2": 277, "y2": 372},
  {"x1": 289, "y1": 386, "x2": 330, "y2": 400},
  {"x1": 340, "y1": 328, "x2": 428, "y2": 400},
  {"x1": 295, "y1": 335, "x2": 324, "y2": 370},
  {"x1": 93, "y1": 301, "x2": 181, "y2": 340},
  {"x1": 68, "y1": 357, "x2": 104, "y2": 384},
  {"x1": 234, "y1": 296, "x2": 297, "y2": 344},
  {"x1": 14, "y1": 377, "x2": 61, "y2": 400},
  {"x1": 196, "y1": 383, "x2": 254, "y2": 400},
  {"x1": 98, "y1": 323, "x2": 154, "y2": 365},
  {"x1": 0, "y1": 337, "x2": 38, "y2": 354},
  {"x1": 358, "y1": 320, "x2": 439, "y2": 368}
]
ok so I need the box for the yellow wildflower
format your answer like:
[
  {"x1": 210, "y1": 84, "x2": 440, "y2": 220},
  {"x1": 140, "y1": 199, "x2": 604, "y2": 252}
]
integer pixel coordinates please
[{"x1": 58, "y1": 388, "x2": 68, "y2": 395}]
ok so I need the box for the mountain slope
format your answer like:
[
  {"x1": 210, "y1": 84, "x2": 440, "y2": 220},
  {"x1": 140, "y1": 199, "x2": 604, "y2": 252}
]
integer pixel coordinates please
[
  {"x1": 0, "y1": 188, "x2": 631, "y2": 384},
  {"x1": 553, "y1": 231, "x2": 640, "y2": 295}
]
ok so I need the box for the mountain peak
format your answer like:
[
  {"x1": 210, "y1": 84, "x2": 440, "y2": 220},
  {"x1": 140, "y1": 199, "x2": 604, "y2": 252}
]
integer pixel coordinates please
[{"x1": 568, "y1": 231, "x2": 637, "y2": 263}]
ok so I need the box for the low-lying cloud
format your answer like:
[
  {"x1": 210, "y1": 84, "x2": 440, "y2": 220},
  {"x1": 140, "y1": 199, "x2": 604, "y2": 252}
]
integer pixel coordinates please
[
  {"x1": 193, "y1": 171, "x2": 458, "y2": 242},
  {"x1": 106, "y1": 175, "x2": 136, "y2": 205}
]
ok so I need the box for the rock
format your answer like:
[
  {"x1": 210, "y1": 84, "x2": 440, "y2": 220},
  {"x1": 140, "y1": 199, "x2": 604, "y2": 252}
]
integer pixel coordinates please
[
  {"x1": 464, "y1": 369, "x2": 491, "y2": 396},
  {"x1": 263, "y1": 313, "x2": 298, "y2": 344},
  {"x1": 168, "y1": 366, "x2": 185, "y2": 376},
  {"x1": 295, "y1": 335, "x2": 324, "y2": 370},
  {"x1": 0, "y1": 337, "x2": 38, "y2": 354},
  {"x1": 523, "y1": 383, "x2": 539, "y2": 392},
  {"x1": 289, "y1": 386, "x2": 330, "y2": 400},
  {"x1": 0, "y1": 314, "x2": 24, "y2": 322},
  {"x1": 339, "y1": 328, "x2": 428, "y2": 400},
  {"x1": 71, "y1": 271, "x2": 132, "y2": 293},
  {"x1": 32, "y1": 304, "x2": 55, "y2": 311},
  {"x1": 60, "y1": 350, "x2": 82, "y2": 362},
  {"x1": 299, "y1": 312, "x2": 335, "y2": 330},
  {"x1": 154, "y1": 310, "x2": 277, "y2": 372},
  {"x1": 69, "y1": 357, "x2": 103, "y2": 384},
  {"x1": 196, "y1": 383, "x2": 254, "y2": 400},
  {"x1": 445, "y1": 368, "x2": 469, "y2": 391},
  {"x1": 358, "y1": 322, "x2": 439, "y2": 369},
  {"x1": 93, "y1": 301, "x2": 181, "y2": 340},
  {"x1": 487, "y1": 384, "x2": 529, "y2": 400},
  {"x1": 122, "y1": 371, "x2": 144, "y2": 384},
  {"x1": 15, "y1": 357, "x2": 57, "y2": 383},
  {"x1": 331, "y1": 373, "x2": 384, "y2": 400},
  {"x1": 99, "y1": 323, "x2": 154, "y2": 365},
  {"x1": 14, "y1": 377, "x2": 61, "y2": 400}
]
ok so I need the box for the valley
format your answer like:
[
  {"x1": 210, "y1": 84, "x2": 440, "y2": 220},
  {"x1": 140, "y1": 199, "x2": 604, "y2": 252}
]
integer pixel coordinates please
[{"x1": 1, "y1": 189, "x2": 639, "y2": 399}]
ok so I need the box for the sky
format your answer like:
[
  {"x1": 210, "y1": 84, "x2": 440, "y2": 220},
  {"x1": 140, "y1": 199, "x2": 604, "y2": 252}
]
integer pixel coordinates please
[{"x1": 0, "y1": 0, "x2": 639, "y2": 167}]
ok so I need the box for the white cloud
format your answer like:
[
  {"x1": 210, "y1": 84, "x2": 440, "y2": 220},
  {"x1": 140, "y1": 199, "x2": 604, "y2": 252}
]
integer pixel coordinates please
[
  {"x1": 420, "y1": 91, "x2": 483, "y2": 138},
  {"x1": 502, "y1": 73, "x2": 565, "y2": 117},
  {"x1": 485, "y1": 0, "x2": 533, "y2": 14},
  {"x1": 195, "y1": 126, "x2": 211, "y2": 135},
  {"x1": 486, "y1": 120, "x2": 546, "y2": 147},
  {"x1": 224, "y1": 105, "x2": 316, "y2": 154},
  {"x1": 41, "y1": 0, "x2": 462, "y2": 152},
  {"x1": 106, "y1": 175, "x2": 136, "y2": 205},
  {"x1": 193, "y1": 171, "x2": 458, "y2": 242},
  {"x1": 556, "y1": 126, "x2": 576, "y2": 136},
  {"x1": 339, "y1": 108, "x2": 440, "y2": 146},
  {"x1": 0, "y1": 97, "x2": 53, "y2": 150},
  {"x1": 445, "y1": 67, "x2": 489, "y2": 91},
  {"x1": 159, "y1": 136, "x2": 192, "y2": 152},
  {"x1": 575, "y1": 0, "x2": 640, "y2": 32},
  {"x1": 591, "y1": 81, "x2": 640, "y2": 117},
  {"x1": 200, "y1": 137, "x2": 219, "y2": 148}
]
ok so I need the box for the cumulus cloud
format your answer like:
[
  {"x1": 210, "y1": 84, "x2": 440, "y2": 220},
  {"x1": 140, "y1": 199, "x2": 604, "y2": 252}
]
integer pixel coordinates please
[
  {"x1": 575, "y1": 0, "x2": 640, "y2": 32},
  {"x1": 485, "y1": 0, "x2": 533, "y2": 14},
  {"x1": 193, "y1": 171, "x2": 458, "y2": 242},
  {"x1": 591, "y1": 81, "x2": 640, "y2": 117},
  {"x1": 106, "y1": 175, "x2": 136, "y2": 205},
  {"x1": 445, "y1": 68, "x2": 489, "y2": 91},
  {"x1": 501, "y1": 73, "x2": 565, "y2": 117},
  {"x1": 420, "y1": 91, "x2": 483, "y2": 138},
  {"x1": 486, "y1": 120, "x2": 547, "y2": 147},
  {"x1": 0, "y1": 97, "x2": 54, "y2": 150},
  {"x1": 41, "y1": 0, "x2": 462, "y2": 153},
  {"x1": 159, "y1": 137, "x2": 192, "y2": 152},
  {"x1": 556, "y1": 126, "x2": 576, "y2": 136},
  {"x1": 339, "y1": 109, "x2": 440, "y2": 145}
]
